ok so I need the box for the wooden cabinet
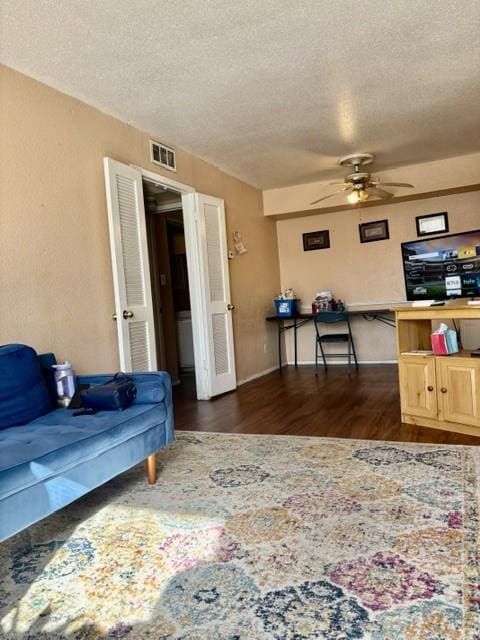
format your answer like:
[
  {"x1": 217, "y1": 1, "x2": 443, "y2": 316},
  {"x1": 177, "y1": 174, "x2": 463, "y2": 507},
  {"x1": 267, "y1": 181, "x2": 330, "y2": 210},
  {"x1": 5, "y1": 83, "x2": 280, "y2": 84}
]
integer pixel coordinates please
[
  {"x1": 399, "y1": 356, "x2": 437, "y2": 419},
  {"x1": 394, "y1": 303, "x2": 480, "y2": 437},
  {"x1": 399, "y1": 354, "x2": 480, "y2": 430}
]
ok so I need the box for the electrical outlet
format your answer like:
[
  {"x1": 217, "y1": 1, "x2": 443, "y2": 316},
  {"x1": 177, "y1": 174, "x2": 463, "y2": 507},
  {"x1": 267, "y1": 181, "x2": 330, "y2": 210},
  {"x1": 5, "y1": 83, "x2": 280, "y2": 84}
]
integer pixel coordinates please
[{"x1": 228, "y1": 250, "x2": 235, "y2": 260}]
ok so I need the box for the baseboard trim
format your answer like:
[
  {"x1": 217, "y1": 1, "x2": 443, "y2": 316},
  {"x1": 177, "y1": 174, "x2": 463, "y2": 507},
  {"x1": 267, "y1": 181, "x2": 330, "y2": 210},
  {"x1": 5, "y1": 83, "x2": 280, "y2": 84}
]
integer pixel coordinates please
[
  {"x1": 287, "y1": 359, "x2": 398, "y2": 365},
  {"x1": 237, "y1": 361, "x2": 397, "y2": 386},
  {"x1": 237, "y1": 365, "x2": 279, "y2": 386}
]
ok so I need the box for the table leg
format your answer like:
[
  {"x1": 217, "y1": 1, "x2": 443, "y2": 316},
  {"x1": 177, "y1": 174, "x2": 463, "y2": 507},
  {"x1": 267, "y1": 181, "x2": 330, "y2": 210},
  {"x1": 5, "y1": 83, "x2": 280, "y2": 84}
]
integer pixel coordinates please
[
  {"x1": 294, "y1": 317, "x2": 298, "y2": 367},
  {"x1": 278, "y1": 320, "x2": 282, "y2": 374}
]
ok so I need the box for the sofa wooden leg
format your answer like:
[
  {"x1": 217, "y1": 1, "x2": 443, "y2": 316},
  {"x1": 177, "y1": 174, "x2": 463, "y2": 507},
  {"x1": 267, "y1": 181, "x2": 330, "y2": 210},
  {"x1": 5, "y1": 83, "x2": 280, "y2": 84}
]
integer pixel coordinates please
[{"x1": 145, "y1": 453, "x2": 157, "y2": 484}]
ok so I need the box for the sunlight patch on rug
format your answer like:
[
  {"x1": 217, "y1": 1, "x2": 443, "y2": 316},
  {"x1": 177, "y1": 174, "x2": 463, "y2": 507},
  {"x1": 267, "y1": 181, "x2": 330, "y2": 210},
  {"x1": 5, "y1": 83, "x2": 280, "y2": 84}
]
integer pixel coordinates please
[{"x1": 0, "y1": 431, "x2": 479, "y2": 639}]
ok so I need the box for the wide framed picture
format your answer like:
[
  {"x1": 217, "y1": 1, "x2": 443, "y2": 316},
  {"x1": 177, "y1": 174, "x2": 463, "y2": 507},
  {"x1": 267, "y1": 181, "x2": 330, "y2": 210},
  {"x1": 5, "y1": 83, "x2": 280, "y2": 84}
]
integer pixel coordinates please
[
  {"x1": 303, "y1": 230, "x2": 330, "y2": 251},
  {"x1": 359, "y1": 219, "x2": 389, "y2": 243},
  {"x1": 415, "y1": 212, "x2": 449, "y2": 237}
]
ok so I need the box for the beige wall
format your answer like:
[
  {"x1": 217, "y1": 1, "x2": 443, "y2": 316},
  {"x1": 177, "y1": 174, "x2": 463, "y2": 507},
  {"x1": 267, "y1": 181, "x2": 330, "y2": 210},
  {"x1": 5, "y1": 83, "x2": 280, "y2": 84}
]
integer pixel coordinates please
[
  {"x1": 0, "y1": 65, "x2": 280, "y2": 381},
  {"x1": 276, "y1": 190, "x2": 480, "y2": 363}
]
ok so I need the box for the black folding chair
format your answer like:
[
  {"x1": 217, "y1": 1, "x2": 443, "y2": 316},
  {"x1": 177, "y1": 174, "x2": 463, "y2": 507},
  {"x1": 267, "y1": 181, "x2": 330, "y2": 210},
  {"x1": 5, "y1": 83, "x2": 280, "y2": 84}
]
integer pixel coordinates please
[{"x1": 314, "y1": 312, "x2": 358, "y2": 375}]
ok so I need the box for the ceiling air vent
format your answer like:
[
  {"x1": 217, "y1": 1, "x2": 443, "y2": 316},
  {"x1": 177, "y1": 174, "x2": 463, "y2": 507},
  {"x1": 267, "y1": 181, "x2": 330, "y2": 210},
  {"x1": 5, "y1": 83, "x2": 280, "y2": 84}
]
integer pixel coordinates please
[{"x1": 150, "y1": 140, "x2": 176, "y2": 172}]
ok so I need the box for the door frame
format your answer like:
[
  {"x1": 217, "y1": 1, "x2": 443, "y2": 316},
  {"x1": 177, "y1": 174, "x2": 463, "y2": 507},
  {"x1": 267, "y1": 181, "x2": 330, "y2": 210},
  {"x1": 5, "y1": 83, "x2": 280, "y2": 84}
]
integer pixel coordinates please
[{"x1": 133, "y1": 166, "x2": 211, "y2": 399}]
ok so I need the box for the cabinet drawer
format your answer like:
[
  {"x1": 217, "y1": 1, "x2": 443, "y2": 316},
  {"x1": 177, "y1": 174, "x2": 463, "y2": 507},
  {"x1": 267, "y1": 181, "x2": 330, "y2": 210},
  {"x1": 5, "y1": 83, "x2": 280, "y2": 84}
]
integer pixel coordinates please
[{"x1": 399, "y1": 356, "x2": 437, "y2": 419}]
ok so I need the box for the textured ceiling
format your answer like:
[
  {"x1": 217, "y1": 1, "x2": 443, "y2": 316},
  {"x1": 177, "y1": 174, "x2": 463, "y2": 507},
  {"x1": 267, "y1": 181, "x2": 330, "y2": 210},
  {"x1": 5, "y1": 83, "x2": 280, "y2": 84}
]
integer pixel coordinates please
[{"x1": 1, "y1": 1, "x2": 480, "y2": 189}]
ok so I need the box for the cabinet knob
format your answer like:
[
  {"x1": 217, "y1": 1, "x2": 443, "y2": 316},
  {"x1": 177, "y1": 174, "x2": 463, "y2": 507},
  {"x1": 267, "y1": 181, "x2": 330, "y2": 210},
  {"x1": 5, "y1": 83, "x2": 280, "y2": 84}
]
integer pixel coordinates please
[
  {"x1": 440, "y1": 387, "x2": 447, "y2": 393},
  {"x1": 427, "y1": 385, "x2": 434, "y2": 392}
]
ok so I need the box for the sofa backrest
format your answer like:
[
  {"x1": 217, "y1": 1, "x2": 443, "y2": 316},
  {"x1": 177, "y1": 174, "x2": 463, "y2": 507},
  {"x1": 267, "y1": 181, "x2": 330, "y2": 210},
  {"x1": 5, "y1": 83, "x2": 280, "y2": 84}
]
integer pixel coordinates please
[
  {"x1": 0, "y1": 344, "x2": 53, "y2": 429},
  {"x1": 37, "y1": 351, "x2": 58, "y2": 404}
]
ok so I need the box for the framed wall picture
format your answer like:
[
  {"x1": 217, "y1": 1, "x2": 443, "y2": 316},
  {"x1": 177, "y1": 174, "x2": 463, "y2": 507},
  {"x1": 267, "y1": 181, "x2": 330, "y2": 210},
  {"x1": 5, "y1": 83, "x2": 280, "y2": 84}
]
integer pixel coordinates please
[
  {"x1": 303, "y1": 230, "x2": 330, "y2": 251},
  {"x1": 415, "y1": 212, "x2": 449, "y2": 237},
  {"x1": 359, "y1": 219, "x2": 389, "y2": 243}
]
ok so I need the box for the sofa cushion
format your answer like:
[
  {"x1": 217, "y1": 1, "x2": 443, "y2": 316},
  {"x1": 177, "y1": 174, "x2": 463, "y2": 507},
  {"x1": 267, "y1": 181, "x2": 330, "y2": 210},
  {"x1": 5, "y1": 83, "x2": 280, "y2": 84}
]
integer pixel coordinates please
[
  {"x1": 0, "y1": 344, "x2": 53, "y2": 429},
  {"x1": 0, "y1": 402, "x2": 167, "y2": 499}
]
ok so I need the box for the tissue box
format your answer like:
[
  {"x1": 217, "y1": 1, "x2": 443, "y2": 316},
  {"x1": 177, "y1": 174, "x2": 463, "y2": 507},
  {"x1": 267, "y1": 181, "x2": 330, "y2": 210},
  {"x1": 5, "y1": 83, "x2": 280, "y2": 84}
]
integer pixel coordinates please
[
  {"x1": 445, "y1": 329, "x2": 459, "y2": 354},
  {"x1": 431, "y1": 333, "x2": 448, "y2": 355},
  {"x1": 431, "y1": 329, "x2": 459, "y2": 355}
]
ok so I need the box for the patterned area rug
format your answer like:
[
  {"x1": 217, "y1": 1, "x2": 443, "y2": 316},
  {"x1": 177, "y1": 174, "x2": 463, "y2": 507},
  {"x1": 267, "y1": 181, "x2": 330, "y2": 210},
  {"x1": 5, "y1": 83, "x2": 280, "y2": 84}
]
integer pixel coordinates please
[{"x1": 0, "y1": 432, "x2": 479, "y2": 639}]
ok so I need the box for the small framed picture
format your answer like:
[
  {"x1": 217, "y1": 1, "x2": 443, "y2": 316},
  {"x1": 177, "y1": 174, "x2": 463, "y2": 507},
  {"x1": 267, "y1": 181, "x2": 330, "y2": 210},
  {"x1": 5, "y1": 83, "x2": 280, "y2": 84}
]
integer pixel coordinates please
[
  {"x1": 303, "y1": 230, "x2": 330, "y2": 251},
  {"x1": 415, "y1": 212, "x2": 449, "y2": 236},
  {"x1": 359, "y1": 219, "x2": 389, "y2": 243}
]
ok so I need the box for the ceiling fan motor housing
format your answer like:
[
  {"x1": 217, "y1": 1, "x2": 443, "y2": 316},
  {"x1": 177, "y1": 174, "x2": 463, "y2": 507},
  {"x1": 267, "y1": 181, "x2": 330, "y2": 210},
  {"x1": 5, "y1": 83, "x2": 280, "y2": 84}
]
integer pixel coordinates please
[
  {"x1": 339, "y1": 154, "x2": 375, "y2": 187},
  {"x1": 346, "y1": 171, "x2": 370, "y2": 185}
]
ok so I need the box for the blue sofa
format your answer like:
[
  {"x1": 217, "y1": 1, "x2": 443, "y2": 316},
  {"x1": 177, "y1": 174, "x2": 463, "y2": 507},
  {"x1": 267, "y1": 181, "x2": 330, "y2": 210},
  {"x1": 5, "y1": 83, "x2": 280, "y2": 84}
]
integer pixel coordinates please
[{"x1": 0, "y1": 344, "x2": 174, "y2": 542}]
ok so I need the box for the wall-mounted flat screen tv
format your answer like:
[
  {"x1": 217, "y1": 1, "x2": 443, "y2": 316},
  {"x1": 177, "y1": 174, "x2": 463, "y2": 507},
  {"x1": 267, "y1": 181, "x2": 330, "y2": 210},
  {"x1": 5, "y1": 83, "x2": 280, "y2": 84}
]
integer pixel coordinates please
[{"x1": 401, "y1": 229, "x2": 480, "y2": 301}]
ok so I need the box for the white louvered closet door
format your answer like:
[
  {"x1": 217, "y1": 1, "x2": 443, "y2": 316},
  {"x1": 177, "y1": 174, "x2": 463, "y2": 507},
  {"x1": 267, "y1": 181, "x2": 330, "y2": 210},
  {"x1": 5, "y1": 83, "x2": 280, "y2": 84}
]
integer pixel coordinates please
[
  {"x1": 195, "y1": 194, "x2": 236, "y2": 396},
  {"x1": 104, "y1": 158, "x2": 157, "y2": 372}
]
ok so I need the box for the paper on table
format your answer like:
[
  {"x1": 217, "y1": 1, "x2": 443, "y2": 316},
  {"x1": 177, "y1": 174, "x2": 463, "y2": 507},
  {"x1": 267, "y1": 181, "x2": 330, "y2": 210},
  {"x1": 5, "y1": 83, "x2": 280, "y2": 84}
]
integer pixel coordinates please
[
  {"x1": 401, "y1": 350, "x2": 434, "y2": 356},
  {"x1": 411, "y1": 300, "x2": 435, "y2": 307}
]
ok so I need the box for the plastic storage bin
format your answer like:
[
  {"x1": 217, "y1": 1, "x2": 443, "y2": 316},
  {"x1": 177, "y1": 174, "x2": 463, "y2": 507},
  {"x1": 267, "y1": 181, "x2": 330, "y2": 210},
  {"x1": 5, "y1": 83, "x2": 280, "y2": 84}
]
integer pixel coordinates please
[{"x1": 275, "y1": 299, "x2": 299, "y2": 318}]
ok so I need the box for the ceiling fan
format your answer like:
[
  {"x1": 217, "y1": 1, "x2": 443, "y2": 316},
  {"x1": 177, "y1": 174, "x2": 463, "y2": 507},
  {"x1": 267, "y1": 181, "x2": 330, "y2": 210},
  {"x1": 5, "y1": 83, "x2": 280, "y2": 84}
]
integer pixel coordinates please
[{"x1": 311, "y1": 153, "x2": 414, "y2": 205}]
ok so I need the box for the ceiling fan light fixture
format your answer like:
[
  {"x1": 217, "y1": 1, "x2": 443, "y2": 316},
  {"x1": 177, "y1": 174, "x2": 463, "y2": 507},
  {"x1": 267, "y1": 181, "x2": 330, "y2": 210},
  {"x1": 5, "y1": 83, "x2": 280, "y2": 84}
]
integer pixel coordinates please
[
  {"x1": 347, "y1": 190, "x2": 360, "y2": 204},
  {"x1": 347, "y1": 187, "x2": 368, "y2": 205}
]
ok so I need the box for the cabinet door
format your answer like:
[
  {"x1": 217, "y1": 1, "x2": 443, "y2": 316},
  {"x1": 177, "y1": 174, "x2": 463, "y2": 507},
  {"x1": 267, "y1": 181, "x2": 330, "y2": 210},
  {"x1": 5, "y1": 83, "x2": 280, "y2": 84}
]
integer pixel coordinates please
[
  {"x1": 437, "y1": 357, "x2": 480, "y2": 427},
  {"x1": 399, "y1": 356, "x2": 437, "y2": 419}
]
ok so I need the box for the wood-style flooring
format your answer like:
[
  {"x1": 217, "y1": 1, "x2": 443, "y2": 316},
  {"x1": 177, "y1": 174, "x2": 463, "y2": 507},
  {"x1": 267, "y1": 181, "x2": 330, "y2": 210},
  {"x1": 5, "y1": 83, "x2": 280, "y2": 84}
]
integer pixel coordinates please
[{"x1": 173, "y1": 365, "x2": 480, "y2": 445}]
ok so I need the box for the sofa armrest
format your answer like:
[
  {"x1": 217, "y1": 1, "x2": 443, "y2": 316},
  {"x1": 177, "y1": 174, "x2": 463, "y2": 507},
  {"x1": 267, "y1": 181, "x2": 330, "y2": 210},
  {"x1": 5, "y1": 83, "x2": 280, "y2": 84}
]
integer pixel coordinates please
[{"x1": 77, "y1": 371, "x2": 174, "y2": 442}]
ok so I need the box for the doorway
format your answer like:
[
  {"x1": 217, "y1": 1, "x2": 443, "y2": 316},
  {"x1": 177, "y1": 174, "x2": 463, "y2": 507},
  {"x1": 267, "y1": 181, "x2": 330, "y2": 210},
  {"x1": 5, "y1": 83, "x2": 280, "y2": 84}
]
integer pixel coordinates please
[
  {"x1": 143, "y1": 181, "x2": 194, "y2": 389},
  {"x1": 104, "y1": 157, "x2": 237, "y2": 399}
]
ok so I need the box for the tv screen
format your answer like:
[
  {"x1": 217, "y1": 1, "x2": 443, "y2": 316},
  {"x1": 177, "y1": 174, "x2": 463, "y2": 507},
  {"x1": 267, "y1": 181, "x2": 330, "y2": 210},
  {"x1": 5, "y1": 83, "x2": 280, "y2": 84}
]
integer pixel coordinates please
[{"x1": 401, "y1": 229, "x2": 480, "y2": 301}]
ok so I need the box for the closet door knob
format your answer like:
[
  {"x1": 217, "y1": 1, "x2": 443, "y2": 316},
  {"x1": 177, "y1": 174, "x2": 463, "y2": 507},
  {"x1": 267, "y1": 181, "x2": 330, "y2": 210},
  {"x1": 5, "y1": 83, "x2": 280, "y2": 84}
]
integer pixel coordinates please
[
  {"x1": 227, "y1": 304, "x2": 235, "y2": 311},
  {"x1": 440, "y1": 387, "x2": 447, "y2": 393},
  {"x1": 427, "y1": 385, "x2": 433, "y2": 392},
  {"x1": 123, "y1": 310, "x2": 134, "y2": 319}
]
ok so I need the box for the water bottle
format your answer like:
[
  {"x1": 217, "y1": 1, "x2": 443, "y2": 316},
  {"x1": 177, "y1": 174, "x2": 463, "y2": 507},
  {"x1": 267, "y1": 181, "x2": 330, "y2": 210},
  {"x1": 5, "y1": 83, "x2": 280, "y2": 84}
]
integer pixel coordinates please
[{"x1": 52, "y1": 362, "x2": 76, "y2": 407}]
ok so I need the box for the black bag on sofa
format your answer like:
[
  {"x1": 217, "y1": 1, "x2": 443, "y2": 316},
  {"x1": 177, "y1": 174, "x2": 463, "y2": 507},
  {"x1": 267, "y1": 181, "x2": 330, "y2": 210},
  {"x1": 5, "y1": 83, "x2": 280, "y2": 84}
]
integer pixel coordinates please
[{"x1": 81, "y1": 373, "x2": 137, "y2": 411}]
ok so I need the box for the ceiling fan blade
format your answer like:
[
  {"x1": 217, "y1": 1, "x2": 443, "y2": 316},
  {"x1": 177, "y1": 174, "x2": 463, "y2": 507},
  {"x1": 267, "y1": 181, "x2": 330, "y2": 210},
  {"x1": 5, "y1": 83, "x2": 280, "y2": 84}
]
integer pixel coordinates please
[
  {"x1": 367, "y1": 186, "x2": 393, "y2": 199},
  {"x1": 380, "y1": 182, "x2": 415, "y2": 188},
  {"x1": 310, "y1": 186, "x2": 352, "y2": 205},
  {"x1": 328, "y1": 181, "x2": 349, "y2": 186}
]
